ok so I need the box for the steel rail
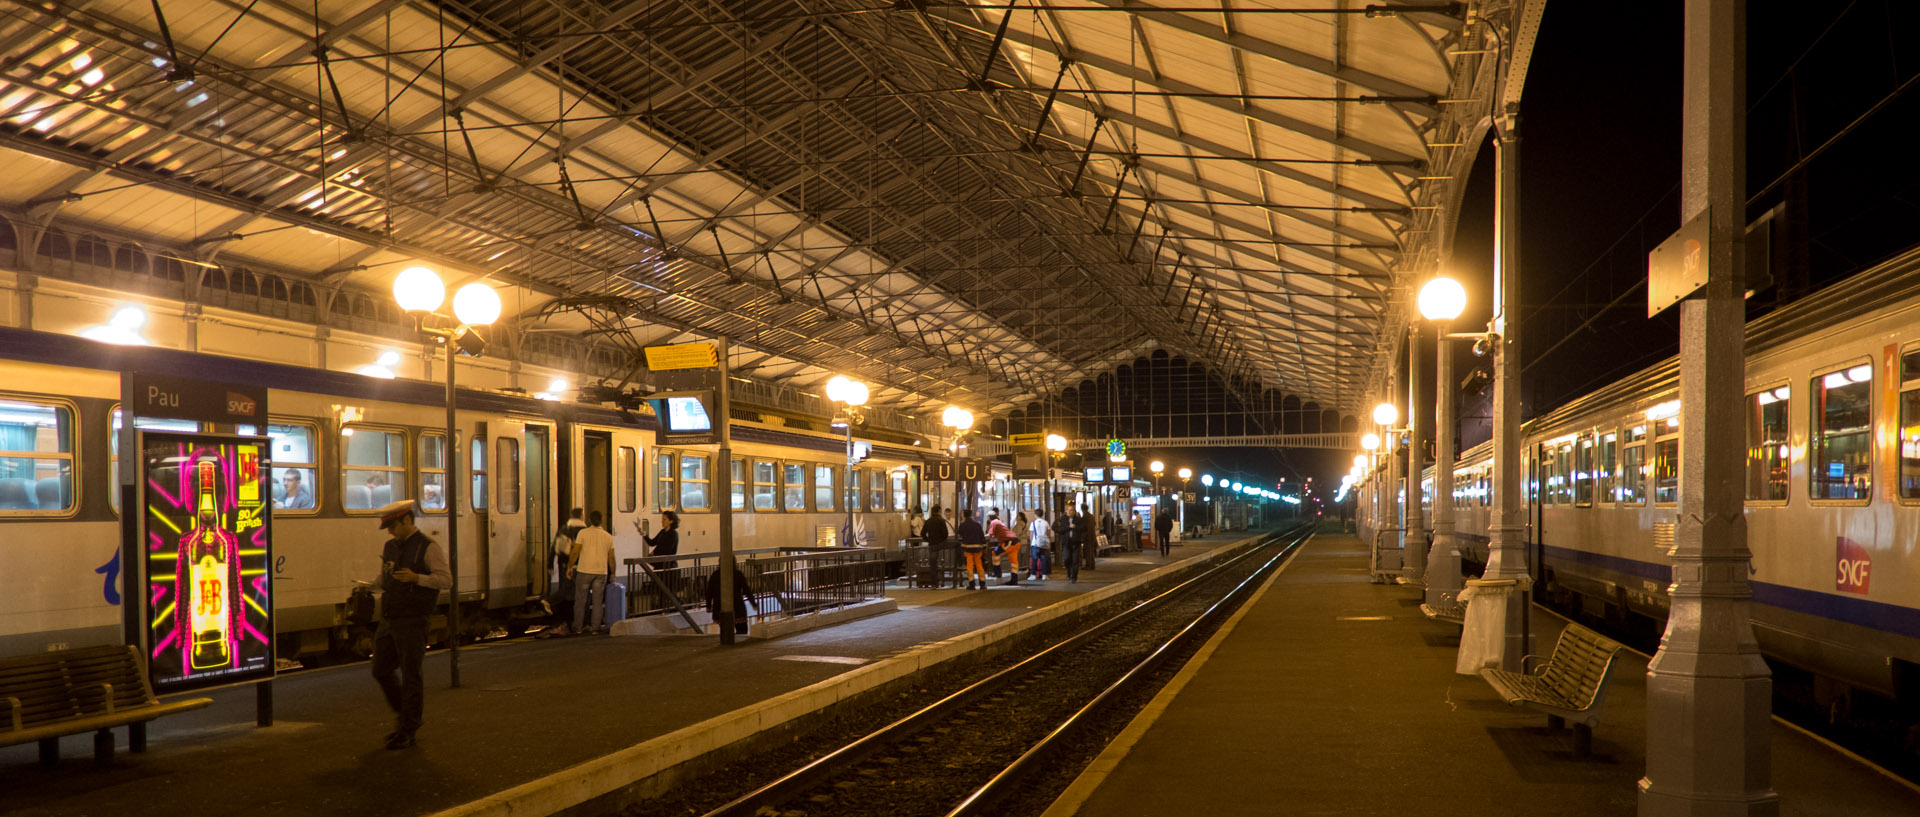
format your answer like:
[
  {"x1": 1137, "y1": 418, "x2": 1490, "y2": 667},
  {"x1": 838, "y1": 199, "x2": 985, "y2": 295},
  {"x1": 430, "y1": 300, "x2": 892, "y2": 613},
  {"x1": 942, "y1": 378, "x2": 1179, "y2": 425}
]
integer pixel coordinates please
[
  {"x1": 698, "y1": 524, "x2": 1312, "y2": 817},
  {"x1": 948, "y1": 527, "x2": 1313, "y2": 816}
]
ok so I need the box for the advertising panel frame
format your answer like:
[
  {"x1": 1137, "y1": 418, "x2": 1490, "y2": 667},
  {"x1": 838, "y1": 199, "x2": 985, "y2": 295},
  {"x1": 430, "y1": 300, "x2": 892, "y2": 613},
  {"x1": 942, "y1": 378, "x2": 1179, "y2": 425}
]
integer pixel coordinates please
[{"x1": 136, "y1": 430, "x2": 276, "y2": 694}]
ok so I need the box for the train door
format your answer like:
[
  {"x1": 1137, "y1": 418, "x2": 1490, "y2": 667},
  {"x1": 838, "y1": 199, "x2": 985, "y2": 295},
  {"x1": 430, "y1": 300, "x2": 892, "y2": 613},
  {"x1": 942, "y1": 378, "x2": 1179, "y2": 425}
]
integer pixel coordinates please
[
  {"x1": 525, "y1": 423, "x2": 555, "y2": 597},
  {"x1": 485, "y1": 420, "x2": 534, "y2": 600},
  {"x1": 571, "y1": 425, "x2": 646, "y2": 564}
]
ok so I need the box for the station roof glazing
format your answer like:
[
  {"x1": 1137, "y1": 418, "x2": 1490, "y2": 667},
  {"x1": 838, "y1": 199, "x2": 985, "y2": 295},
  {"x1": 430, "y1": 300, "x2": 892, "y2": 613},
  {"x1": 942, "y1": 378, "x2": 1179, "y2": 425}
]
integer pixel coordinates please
[{"x1": 0, "y1": 0, "x2": 1518, "y2": 416}]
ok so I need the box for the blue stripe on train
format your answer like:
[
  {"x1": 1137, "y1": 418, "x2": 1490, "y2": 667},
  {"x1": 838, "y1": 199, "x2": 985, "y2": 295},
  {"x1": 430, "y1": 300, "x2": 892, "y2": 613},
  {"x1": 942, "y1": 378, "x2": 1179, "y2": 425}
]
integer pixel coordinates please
[{"x1": 1539, "y1": 543, "x2": 1920, "y2": 641}]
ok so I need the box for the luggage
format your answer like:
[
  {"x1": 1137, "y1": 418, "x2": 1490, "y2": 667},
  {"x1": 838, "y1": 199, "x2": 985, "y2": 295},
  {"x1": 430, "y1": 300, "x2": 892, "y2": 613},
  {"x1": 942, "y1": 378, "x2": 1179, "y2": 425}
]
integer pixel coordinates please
[{"x1": 603, "y1": 581, "x2": 627, "y2": 626}]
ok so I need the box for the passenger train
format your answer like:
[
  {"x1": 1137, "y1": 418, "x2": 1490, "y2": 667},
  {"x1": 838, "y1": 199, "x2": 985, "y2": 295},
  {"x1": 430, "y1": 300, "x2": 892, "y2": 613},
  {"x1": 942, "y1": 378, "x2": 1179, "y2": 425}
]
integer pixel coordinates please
[
  {"x1": 1422, "y1": 245, "x2": 1920, "y2": 718},
  {"x1": 0, "y1": 275, "x2": 1054, "y2": 660}
]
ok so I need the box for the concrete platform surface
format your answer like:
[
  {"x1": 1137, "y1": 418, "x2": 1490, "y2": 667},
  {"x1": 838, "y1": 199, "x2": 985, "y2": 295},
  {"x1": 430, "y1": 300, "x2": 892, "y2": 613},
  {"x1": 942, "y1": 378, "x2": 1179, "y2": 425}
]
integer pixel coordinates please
[
  {"x1": 1051, "y1": 533, "x2": 1920, "y2": 817},
  {"x1": 0, "y1": 532, "x2": 1257, "y2": 817}
]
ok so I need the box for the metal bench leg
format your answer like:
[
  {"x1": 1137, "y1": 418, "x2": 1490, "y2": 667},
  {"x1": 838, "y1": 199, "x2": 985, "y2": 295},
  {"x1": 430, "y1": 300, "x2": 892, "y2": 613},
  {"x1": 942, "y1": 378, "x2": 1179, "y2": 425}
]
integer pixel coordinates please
[
  {"x1": 38, "y1": 737, "x2": 58, "y2": 766},
  {"x1": 130, "y1": 722, "x2": 148, "y2": 753},
  {"x1": 93, "y1": 729, "x2": 114, "y2": 766},
  {"x1": 1545, "y1": 714, "x2": 1565, "y2": 732},
  {"x1": 1573, "y1": 723, "x2": 1593, "y2": 758}
]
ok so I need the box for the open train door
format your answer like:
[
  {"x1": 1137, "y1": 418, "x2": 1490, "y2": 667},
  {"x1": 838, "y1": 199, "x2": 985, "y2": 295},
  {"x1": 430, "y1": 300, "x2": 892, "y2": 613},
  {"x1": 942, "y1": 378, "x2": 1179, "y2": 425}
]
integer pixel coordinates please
[
  {"x1": 485, "y1": 419, "x2": 535, "y2": 602},
  {"x1": 571, "y1": 423, "x2": 647, "y2": 569}
]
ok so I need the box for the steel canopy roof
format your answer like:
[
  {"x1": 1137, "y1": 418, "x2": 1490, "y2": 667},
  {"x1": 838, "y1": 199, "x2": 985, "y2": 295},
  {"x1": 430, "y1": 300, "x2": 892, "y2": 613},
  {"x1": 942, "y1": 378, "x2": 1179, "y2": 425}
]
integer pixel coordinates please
[{"x1": 0, "y1": 0, "x2": 1526, "y2": 418}]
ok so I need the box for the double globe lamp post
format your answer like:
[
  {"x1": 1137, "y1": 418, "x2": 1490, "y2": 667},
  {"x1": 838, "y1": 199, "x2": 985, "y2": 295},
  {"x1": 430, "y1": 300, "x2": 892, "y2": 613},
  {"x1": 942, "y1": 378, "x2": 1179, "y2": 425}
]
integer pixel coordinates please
[
  {"x1": 392, "y1": 265, "x2": 502, "y2": 689},
  {"x1": 1417, "y1": 275, "x2": 1469, "y2": 606},
  {"x1": 825, "y1": 375, "x2": 870, "y2": 546},
  {"x1": 942, "y1": 406, "x2": 975, "y2": 517}
]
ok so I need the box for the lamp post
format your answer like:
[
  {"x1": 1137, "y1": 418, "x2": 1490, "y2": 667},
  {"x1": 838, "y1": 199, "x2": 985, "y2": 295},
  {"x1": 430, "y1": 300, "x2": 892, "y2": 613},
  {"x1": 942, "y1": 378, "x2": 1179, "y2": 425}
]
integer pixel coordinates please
[
  {"x1": 1044, "y1": 433, "x2": 1067, "y2": 519},
  {"x1": 1200, "y1": 473, "x2": 1214, "y2": 530},
  {"x1": 942, "y1": 406, "x2": 974, "y2": 517},
  {"x1": 1359, "y1": 433, "x2": 1380, "y2": 542},
  {"x1": 1176, "y1": 467, "x2": 1191, "y2": 532},
  {"x1": 1419, "y1": 275, "x2": 1469, "y2": 607},
  {"x1": 826, "y1": 376, "x2": 869, "y2": 546},
  {"x1": 1148, "y1": 459, "x2": 1165, "y2": 501},
  {"x1": 392, "y1": 265, "x2": 500, "y2": 689}
]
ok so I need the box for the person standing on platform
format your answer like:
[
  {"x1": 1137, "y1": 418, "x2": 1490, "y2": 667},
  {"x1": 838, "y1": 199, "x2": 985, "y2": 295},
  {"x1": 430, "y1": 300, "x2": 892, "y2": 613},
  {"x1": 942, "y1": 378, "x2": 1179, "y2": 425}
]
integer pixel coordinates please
[
  {"x1": 1154, "y1": 508, "x2": 1174, "y2": 556},
  {"x1": 642, "y1": 510, "x2": 682, "y2": 602},
  {"x1": 569, "y1": 510, "x2": 616, "y2": 635},
  {"x1": 1027, "y1": 511, "x2": 1051, "y2": 580},
  {"x1": 369, "y1": 500, "x2": 450, "y2": 750},
  {"x1": 956, "y1": 508, "x2": 990, "y2": 590},
  {"x1": 1061, "y1": 505, "x2": 1085, "y2": 584},
  {"x1": 922, "y1": 504, "x2": 953, "y2": 588}
]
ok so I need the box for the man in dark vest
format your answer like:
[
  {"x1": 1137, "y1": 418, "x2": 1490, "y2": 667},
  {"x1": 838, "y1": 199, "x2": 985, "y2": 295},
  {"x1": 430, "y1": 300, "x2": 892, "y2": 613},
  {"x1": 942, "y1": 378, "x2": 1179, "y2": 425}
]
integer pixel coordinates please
[{"x1": 371, "y1": 500, "x2": 450, "y2": 749}]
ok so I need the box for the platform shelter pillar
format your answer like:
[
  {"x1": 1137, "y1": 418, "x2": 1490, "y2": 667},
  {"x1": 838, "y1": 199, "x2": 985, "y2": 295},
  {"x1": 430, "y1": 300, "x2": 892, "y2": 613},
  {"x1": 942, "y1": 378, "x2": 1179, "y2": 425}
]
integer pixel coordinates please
[
  {"x1": 1404, "y1": 327, "x2": 1425, "y2": 580},
  {"x1": 1425, "y1": 319, "x2": 1463, "y2": 607},
  {"x1": 1638, "y1": 0, "x2": 1776, "y2": 813},
  {"x1": 1474, "y1": 104, "x2": 1530, "y2": 673}
]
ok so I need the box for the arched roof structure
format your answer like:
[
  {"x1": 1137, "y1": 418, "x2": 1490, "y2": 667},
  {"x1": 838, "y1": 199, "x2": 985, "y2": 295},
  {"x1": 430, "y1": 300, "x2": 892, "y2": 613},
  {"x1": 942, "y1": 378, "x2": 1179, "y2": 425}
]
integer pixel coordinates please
[{"x1": 0, "y1": 0, "x2": 1540, "y2": 417}]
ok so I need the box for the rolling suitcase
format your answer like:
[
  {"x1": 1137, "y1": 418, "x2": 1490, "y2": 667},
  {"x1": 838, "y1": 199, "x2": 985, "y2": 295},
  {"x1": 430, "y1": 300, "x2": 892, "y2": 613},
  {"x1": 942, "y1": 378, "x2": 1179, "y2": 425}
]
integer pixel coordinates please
[{"x1": 603, "y1": 581, "x2": 627, "y2": 626}]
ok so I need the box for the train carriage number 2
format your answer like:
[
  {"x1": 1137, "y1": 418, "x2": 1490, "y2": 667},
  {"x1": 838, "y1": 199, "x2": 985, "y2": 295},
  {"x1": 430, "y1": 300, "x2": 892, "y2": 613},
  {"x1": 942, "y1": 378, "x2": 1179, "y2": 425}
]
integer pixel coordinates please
[{"x1": 1836, "y1": 537, "x2": 1871, "y2": 595}]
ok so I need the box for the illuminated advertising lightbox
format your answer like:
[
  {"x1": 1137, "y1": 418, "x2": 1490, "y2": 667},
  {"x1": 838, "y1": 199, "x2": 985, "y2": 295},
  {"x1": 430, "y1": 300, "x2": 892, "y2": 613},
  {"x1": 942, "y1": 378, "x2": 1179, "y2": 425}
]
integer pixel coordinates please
[{"x1": 141, "y1": 432, "x2": 274, "y2": 692}]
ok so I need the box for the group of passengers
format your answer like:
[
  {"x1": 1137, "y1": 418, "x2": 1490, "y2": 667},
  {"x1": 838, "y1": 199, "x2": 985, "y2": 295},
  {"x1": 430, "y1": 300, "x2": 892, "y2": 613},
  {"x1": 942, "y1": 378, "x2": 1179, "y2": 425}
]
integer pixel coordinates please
[{"x1": 911, "y1": 504, "x2": 1091, "y2": 589}]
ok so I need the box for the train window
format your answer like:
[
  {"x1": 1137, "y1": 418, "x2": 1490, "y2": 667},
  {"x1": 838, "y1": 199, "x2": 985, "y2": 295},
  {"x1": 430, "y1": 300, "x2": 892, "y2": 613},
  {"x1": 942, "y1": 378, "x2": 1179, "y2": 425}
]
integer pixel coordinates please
[
  {"x1": 471, "y1": 438, "x2": 487, "y2": 510},
  {"x1": 1812, "y1": 363, "x2": 1873, "y2": 501},
  {"x1": 1554, "y1": 443, "x2": 1574, "y2": 505},
  {"x1": 617, "y1": 446, "x2": 637, "y2": 513},
  {"x1": 1597, "y1": 432, "x2": 1617, "y2": 503},
  {"x1": 1653, "y1": 416, "x2": 1680, "y2": 504},
  {"x1": 1574, "y1": 436, "x2": 1594, "y2": 506},
  {"x1": 892, "y1": 470, "x2": 909, "y2": 512},
  {"x1": 342, "y1": 426, "x2": 407, "y2": 510},
  {"x1": 0, "y1": 399, "x2": 75, "y2": 514},
  {"x1": 680, "y1": 453, "x2": 709, "y2": 511},
  {"x1": 843, "y1": 466, "x2": 861, "y2": 512},
  {"x1": 1619, "y1": 425, "x2": 1647, "y2": 505},
  {"x1": 815, "y1": 464, "x2": 837, "y2": 512},
  {"x1": 267, "y1": 422, "x2": 318, "y2": 513},
  {"x1": 752, "y1": 459, "x2": 777, "y2": 511},
  {"x1": 1902, "y1": 349, "x2": 1920, "y2": 499},
  {"x1": 108, "y1": 410, "x2": 198, "y2": 513},
  {"x1": 730, "y1": 457, "x2": 745, "y2": 512},
  {"x1": 495, "y1": 437, "x2": 520, "y2": 513},
  {"x1": 1747, "y1": 387, "x2": 1790, "y2": 502},
  {"x1": 418, "y1": 432, "x2": 448, "y2": 513},
  {"x1": 655, "y1": 451, "x2": 675, "y2": 511},
  {"x1": 871, "y1": 469, "x2": 887, "y2": 511},
  {"x1": 783, "y1": 462, "x2": 805, "y2": 511}
]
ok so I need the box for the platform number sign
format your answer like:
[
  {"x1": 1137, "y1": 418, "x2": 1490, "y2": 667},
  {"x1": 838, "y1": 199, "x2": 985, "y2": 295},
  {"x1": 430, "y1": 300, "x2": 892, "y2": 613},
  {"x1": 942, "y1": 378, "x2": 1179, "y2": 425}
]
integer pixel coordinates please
[{"x1": 1113, "y1": 486, "x2": 1131, "y2": 500}]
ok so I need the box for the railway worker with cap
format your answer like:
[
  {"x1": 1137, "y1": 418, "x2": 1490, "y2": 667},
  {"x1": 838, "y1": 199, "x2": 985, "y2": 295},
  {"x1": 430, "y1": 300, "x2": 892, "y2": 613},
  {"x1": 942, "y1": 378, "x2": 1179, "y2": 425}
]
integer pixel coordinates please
[
  {"x1": 956, "y1": 508, "x2": 991, "y2": 590},
  {"x1": 369, "y1": 499, "x2": 450, "y2": 750}
]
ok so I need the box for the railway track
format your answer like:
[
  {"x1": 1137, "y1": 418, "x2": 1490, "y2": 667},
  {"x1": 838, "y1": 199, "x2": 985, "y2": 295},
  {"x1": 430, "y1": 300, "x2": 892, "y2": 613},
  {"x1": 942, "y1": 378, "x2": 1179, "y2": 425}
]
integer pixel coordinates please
[{"x1": 685, "y1": 524, "x2": 1313, "y2": 817}]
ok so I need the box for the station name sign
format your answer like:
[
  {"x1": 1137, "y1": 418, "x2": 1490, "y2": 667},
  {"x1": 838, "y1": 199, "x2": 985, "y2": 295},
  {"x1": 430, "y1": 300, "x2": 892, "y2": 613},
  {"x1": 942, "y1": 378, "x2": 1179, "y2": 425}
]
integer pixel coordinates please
[{"x1": 129, "y1": 372, "x2": 268, "y2": 425}]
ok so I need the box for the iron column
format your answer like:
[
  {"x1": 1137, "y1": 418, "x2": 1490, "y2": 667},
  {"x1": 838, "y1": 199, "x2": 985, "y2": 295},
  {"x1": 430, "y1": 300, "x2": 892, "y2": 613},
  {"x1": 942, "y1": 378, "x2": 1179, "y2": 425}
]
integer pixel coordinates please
[{"x1": 1638, "y1": 0, "x2": 1776, "y2": 812}]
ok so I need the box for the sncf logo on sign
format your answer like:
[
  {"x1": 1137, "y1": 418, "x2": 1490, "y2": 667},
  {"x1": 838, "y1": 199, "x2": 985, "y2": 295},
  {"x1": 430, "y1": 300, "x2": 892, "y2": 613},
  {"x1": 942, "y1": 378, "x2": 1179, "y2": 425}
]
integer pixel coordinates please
[
  {"x1": 226, "y1": 392, "x2": 258, "y2": 417},
  {"x1": 1835, "y1": 537, "x2": 1871, "y2": 595}
]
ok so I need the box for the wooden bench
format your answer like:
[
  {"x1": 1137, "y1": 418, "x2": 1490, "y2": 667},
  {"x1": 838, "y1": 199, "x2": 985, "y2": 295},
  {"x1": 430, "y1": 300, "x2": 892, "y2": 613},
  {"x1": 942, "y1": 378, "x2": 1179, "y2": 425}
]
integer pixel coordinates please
[
  {"x1": 1479, "y1": 622, "x2": 1625, "y2": 757},
  {"x1": 0, "y1": 644, "x2": 213, "y2": 765}
]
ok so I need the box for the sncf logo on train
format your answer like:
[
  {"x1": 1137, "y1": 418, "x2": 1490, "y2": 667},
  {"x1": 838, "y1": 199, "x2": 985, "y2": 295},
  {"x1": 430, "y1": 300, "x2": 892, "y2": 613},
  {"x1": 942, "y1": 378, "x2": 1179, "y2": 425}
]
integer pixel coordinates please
[{"x1": 1835, "y1": 537, "x2": 1871, "y2": 595}]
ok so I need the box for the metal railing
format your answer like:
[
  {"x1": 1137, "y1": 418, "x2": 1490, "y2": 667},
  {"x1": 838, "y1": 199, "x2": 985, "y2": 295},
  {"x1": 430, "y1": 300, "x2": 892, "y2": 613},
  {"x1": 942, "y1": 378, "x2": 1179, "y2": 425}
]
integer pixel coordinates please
[{"x1": 622, "y1": 546, "x2": 890, "y2": 628}]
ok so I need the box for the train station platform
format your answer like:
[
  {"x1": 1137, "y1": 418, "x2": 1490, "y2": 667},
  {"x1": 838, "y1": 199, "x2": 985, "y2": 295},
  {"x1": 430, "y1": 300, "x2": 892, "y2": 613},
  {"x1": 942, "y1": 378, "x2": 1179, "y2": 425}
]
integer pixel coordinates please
[
  {"x1": 1047, "y1": 532, "x2": 1920, "y2": 817},
  {"x1": 0, "y1": 531, "x2": 1264, "y2": 817}
]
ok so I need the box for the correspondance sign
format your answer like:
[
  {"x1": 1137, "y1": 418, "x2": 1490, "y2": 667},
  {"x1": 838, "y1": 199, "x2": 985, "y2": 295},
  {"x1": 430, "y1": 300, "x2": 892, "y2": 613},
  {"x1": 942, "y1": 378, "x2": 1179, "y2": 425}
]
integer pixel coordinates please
[{"x1": 140, "y1": 431, "x2": 275, "y2": 692}]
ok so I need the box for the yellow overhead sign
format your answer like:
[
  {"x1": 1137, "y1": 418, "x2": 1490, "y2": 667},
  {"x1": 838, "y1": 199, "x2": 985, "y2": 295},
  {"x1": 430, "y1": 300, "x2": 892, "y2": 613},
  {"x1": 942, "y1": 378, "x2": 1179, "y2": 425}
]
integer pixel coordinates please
[
  {"x1": 1009, "y1": 433, "x2": 1045, "y2": 448},
  {"x1": 644, "y1": 342, "x2": 718, "y2": 371}
]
